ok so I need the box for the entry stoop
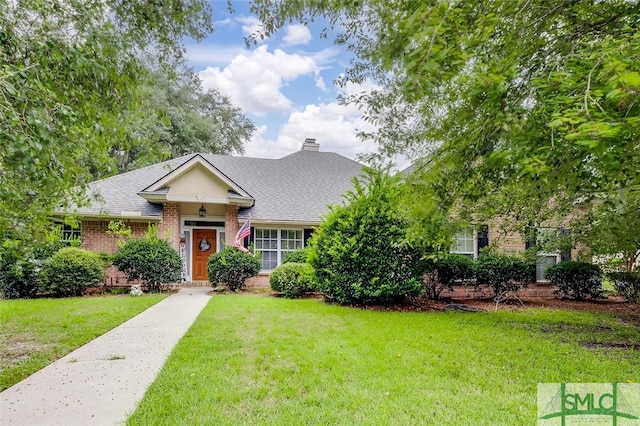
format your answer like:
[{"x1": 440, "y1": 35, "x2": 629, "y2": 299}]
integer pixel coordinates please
[{"x1": 180, "y1": 281, "x2": 211, "y2": 287}]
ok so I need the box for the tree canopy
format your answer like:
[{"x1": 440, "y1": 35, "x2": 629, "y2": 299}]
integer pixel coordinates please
[
  {"x1": 111, "y1": 71, "x2": 255, "y2": 174},
  {"x1": 247, "y1": 0, "x2": 640, "y2": 259},
  {"x1": 0, "y1": 0, "x2": 252, "y2": 244}
]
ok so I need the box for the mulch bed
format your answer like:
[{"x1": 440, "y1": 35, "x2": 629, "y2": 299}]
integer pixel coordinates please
[{"x1": 358, "y1": 296, "x2": 640, "y2": 328}]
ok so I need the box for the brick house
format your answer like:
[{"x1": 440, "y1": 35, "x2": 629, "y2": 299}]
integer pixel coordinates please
[
  {"x1": 58, "y1": 138, "x2": 578, "y2": 287},
  {"x1": 58, "y1": 139, "x2": 365, "y2": 285}
]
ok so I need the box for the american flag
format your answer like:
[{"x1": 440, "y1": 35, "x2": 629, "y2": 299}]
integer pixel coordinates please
[{"x1": 234, "y1": 217, "x2": 251, "y2": 253}]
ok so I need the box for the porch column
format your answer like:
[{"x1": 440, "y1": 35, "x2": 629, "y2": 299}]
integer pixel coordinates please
[
  {"x1": 224, "y1": 205, "x2": 239, "y2": 246},
  {"x1": 158, "y1": 202, "x2": 181, "y2": 251}
]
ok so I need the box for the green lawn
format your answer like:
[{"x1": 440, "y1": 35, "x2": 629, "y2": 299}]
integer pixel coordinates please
[
  {"x1": 128, "y1": 295, "x2": 640, "y2": 425},
  {"x1": 0, "y1": 293, "x2": 168, "y2": 391}
]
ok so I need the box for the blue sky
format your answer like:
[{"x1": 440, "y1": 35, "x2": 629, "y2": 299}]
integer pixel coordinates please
[{"x1": 184, "y1": 1, "x2": 406, "y2": 167}]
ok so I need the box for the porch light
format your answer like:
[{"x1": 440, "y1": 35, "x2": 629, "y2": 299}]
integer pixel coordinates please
[{"x1": 199, "y1": 204, "x2": 207, "y2": 217}]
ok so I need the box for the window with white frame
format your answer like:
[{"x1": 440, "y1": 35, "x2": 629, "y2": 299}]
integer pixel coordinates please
[
  {"x1": 535, "y1": 228, "x2": 560, "y2": 282},
  {"x1": 254, "y1": 228, "x2": 278, "y2": 270},
  {"x1": 536, "y1": 255, "x2": 557, "y2": 282},
  {"x1": 281, "y1": 229, "x2": 303, "y2": 254},
  {"x1": 254, "y1": 228, "x2": 304, "y2": 270},
  {"x1": 56, "y1": 222, "x2": 81, "y2": 243},
  {"x1": 451, "y1": 227, "x2": 475, "y2": 258}
]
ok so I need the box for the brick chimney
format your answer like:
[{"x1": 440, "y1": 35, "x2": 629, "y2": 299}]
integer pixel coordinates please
[{"x1": 301, "y1": 138, "x2": 319, "y2": 152}]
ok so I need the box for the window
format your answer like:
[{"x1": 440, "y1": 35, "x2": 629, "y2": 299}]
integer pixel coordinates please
[
  {"x1": 254, "y1": 229, "x2": 278, "y2": 270},
  {"x1": 534, "y1": 228, "x2": 560, "y2": 282},
  {"x1": 451, "y1": 227, "x2": 475, "y2": 258},
  {"x1": 58, "y1": 222, "x2": 81, "y2": 242},
  {"x1": 536, "y1": 255, "x2": 557, "y2": 282},
  {"x1": 281, "y1": 229, "x2": 303, "y2": 253},
  {"x1": 254, "y1": 228, "x2": 304, "y2": 270}
]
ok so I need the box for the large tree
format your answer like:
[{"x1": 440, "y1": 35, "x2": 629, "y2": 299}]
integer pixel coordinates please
[
  {"x1": 1, "y1": 0, "x2": 213, "y2": 242},
  {"x1": 111, "y1": 71, "x2": 255, "y2": 173},
  {"x1": 247, "y1": 0, "x2": 640, "y2": 247}
]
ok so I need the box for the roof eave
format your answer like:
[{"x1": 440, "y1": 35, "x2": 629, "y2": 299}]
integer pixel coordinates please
[{"x1": 53, "y1": 211, "x2": 161, "y2": 221}]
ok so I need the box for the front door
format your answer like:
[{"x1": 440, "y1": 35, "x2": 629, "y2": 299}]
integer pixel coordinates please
[{"x1": 192, "y1": 229, "x2": 216, "y2": 281}]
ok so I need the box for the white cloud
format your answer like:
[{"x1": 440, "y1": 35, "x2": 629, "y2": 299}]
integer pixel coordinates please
[
  {"x1": 242, "y1": 78, "x2": 410, "y2": 170},
  {"x1": 243, "y1": 99, "x2": 377, "y2": 161},
  {"x1": 237, "y1": 16, "x2": 264, "y2": 39},
  {"x1": 186, "y1": 44, "x2": 245, "y2": 68},
  {"x1": 315, "y1": 76, "x2": 329, "y2": 92},
  {"x1": 213, "y1": 17, "x2": 232, "y2": 27},
  {"x1": 199, "y1": 45, "x2": 320, "y2": 115},
  {"x1": 282, "y1": 24, "x2": 312, "y2": 46}
]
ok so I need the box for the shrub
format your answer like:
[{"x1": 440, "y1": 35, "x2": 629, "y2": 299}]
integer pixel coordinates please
[
  {"x1": 207, "y1": 246, "x2": 261, "y2": 291},
  {"x1": 310, "y1": 169, "x2": 427, "y2": 305},
  {"x1": 607, "y1": 271, "x2": 640, "y2": 303},
  {"x1": 39, "y1": 247, "x2": 105, "y2": 296},
  {"x1": 0, "y1": 246, "x2": 39, "y2": 299},
  {"x1": 545, "y1": 261, "x2": 604, "y2": 300},
  {"x1": 282, "y1": 248, "x2": 310, "y2": 264},
  {"x1": 270, "y1": 262, "x2": 314, "y2": 298},
  {"x1": 0, "y1": 225, "x2": 84, "y2": 299},
  {"x1": 424, "y1": 254, "x2": 476, "y2": 300},
  {"x1": 475, "y1": 252, "x2": 534, "y2": 298},
  {"x1": 113, "y1": 236, "x2": 181, "y2": 291}
]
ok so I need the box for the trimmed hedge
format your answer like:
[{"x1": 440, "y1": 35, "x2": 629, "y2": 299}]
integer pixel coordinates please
[
  {"x1": 207, "y1": 246, "x2": 261, "y2": 291},
  {"x1": 113, "y1": 237, "x2": 181, "y2": 292},
  {"x1": 282, "y1": 248, "x2": 310, "y2": 264},
  {"x1": 546, "y1": 261, "x2": 604, "y2": 300},
  {"x1": 424, "y1": 254, "x2": 475, "y2": 300},
  {"x1": 608, "y1": 271, "x2": 640, "y2": 302},
  {"x1": 270, "y1": 262, "x2": 314, "y2": 298},
  {"x1": 39, "y1": 247, "x2": 105, "y2": 297},
  {"x1": 475, "y1": 252, "x2": 534, "y2": 298}
]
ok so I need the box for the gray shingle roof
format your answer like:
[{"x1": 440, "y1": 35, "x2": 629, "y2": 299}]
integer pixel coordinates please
[{"x1": 72, "y1": 150, "x2": 365, "y2": 224}]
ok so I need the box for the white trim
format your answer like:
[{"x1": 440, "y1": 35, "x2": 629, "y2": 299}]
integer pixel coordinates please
[
  {"x1": 165, "y1": 195, "x2": 231, "y2": 204},
  {"x1": 450, "y1": 226, "x2": 478, "y2": 260},
  {"x1": 142, "y1": 155, "x2": 253, "y2": 200},
  {"x1": 253, "y1": 227, "x2": 305, "y2": 272},
  {"x1": 180, "y1": 215, "x2": 226, "y2": 282},
  {"x1": 534, "y1": 227, "x2": 562, "y2": 282},
  {"x1": 536, "y1": 253, "x2": 560, "y2": 283}
]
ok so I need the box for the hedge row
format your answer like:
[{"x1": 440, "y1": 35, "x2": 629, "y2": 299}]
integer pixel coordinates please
[{"x1": 426, "y1": 252, "x2": 535, "y2": 300}]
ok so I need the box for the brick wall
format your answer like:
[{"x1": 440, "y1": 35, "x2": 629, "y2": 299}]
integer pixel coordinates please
[
  {"x1": 487, "y1": 226, "x2": 526, "y2": 254},
  {"x1": 81, "y1": 220, "x2": 153, "y2": 286},
  {"x1": 225, "y1": 205, "x2": 239, "y2": 246},
  {"x1": 158, "y1": 202, "x2": 181, "y2": 251},
  {"x1": 82, "y1": 220, "x2": 151, "y2": 254}
]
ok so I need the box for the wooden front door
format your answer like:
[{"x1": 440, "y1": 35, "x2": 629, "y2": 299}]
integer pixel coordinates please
[{"x1": 192, "y1": 229, "x2": 216, "y2": 281}]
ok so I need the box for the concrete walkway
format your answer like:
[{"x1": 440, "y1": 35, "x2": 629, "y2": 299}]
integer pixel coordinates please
[{"x1": 1, "y1": 287, "x2": 212, "y2": 426}]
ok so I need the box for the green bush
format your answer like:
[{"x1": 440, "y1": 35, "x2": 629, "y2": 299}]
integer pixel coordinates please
[
  {"x1": 546, "y1": 261, "x2": 604, "y2": 300},
  {"x1": 270, "y1": 262, "x2": 314, "y2": 298},
  {"x1": 112, "y1": 237, "x2": 181, "y2": 291},
  {"x1": 475, "y1": 252, "x2": 534, "y2": 298},
  {"x1": 282, "y1": 248, "x2": 310, "y2": 264},
  {"x1": 424, "y1": 254, "x2": 476, "y2": 300},
  {"x1": 0, "y1": 246, "x2": 39, "y2": 299},
  {"x1": 310, "y1": 169, "x2": 426, "y2": 305},
  {"x1": 39, "y1": 247, "x2": 105, "y2": 296},
  {"x1": 207, "y1": 246, "x2": 261, "y2": 291},
  {"x1": 607, "y1": 271, "x2": 640, "y2": 303},
  {"x1": 0, "y1": 227, "x2": 82, "y2": 299}
]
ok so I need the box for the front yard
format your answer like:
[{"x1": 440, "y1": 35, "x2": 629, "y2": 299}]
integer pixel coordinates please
[
  {"x1": 0, "y1": 294, "x2": 168, "y2": 391},
  {"x1": 127, "y1": 294, "x2": 640, "y2": 425}
]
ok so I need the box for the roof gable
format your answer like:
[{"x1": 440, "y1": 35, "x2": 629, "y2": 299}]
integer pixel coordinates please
[
  {"x1": 142, "y1": 154, "x2": 251, "y2": 197},
  {"x1": 138, "y1": 154, "x2": 254, "y2": 207}
]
